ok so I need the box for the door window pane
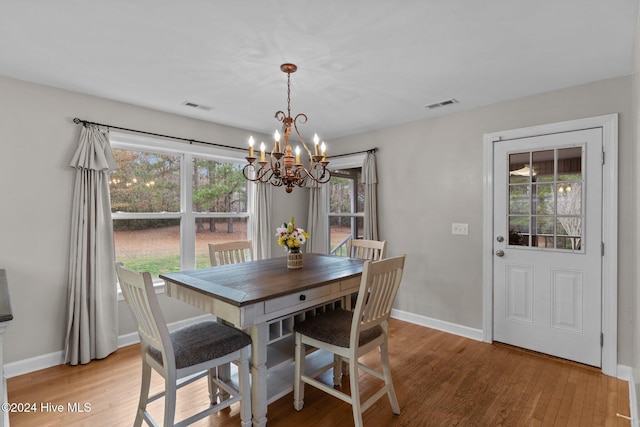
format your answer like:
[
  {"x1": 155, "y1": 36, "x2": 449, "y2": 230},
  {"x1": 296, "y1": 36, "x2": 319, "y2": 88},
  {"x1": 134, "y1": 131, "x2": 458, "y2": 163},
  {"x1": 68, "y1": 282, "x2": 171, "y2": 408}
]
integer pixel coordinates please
[
  {"x1": 558, "y1": 147, "x2": 582, "y2": 181},
  {"x1": 506, "y1": 147, "x2": 584, "y2": 251},
  {"x1": 509, "y1": 217, "x2": 529, "y2": 246},
  {"x1": 509, "y1": 185, "x2": 530, "y2": 214},
  {"x1": 509, "y1": 152, "x2": 531, "y2": 183},
  {"x1": 536, "y1": 216, "x2": 554, "y2": 234},
  {"x1": 534, "y1": 184, "x2": 555, "y2": 215},
  {"x1": 557, "y1": 182, "x2": 582, "y2": 214},
  {"x1": 531, "y1": 150, "x2": 554, "y2": 182}
]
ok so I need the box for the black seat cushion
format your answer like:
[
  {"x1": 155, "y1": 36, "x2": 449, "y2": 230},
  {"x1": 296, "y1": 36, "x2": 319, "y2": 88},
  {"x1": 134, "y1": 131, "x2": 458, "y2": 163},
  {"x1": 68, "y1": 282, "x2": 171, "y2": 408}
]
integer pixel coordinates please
[
  {"x1": 294, "y1": 309, "x2": 383, "y2": 348},
  {"x1": 149, "y1": 320, "x2": 251, "y2": 369}
]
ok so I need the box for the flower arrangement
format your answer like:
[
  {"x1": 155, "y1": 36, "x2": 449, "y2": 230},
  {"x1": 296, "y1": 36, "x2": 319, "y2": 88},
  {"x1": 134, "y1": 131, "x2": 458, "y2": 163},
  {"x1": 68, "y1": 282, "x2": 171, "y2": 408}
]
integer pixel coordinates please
[{"x1": 276, "y1": 216, "x2": 309, "y2": 253}]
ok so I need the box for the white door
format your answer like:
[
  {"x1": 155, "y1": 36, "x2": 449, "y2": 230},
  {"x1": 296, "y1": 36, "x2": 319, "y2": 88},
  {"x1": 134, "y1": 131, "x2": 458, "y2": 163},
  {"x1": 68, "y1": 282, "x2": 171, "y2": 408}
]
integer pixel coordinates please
[{"x1": 493, "y1": 128, "x2": 603, "y2": 367}]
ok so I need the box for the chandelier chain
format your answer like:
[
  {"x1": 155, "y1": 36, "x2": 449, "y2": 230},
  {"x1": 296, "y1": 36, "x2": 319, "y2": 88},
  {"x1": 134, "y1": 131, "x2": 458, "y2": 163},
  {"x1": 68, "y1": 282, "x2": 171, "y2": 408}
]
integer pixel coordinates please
[{"x1": 287, "y1": 72, "x2": 292, "y2": 118}]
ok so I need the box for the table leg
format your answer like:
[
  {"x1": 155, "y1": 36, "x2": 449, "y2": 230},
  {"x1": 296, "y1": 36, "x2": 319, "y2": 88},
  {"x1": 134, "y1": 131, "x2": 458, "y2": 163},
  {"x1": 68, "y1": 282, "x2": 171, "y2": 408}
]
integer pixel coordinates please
[
  {"x1": 0, "y1": 327, "x2": 8, "y2": 427},
  {"x1": 250, "y1": 323, "x2": 268, "y2": 427}
]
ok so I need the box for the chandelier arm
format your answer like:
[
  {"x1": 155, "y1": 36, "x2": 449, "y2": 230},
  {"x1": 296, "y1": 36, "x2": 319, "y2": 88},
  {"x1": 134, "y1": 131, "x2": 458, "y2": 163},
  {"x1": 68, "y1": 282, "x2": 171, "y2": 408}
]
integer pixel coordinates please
[
  {"x1": 243, "y1": 163, "x2": 274, "y2": 183},
  {"x1": 306, "y1": 164, "x2": 332, "y2": 184},
  {"x1": 275, "y1": 110, "x2": 286, "y2": 123},
  {"x1": 291, "y1": 113, "x2": 316, "y2": 170}
]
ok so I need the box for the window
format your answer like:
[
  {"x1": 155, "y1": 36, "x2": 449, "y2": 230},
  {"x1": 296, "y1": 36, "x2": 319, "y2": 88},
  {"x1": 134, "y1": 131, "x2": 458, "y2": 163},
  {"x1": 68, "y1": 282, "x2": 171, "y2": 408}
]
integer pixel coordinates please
[
  {"x1": 110, "y1": 134, "x2": 251, "y2": 281},
  {"x1": 508, "y1": 147, "x2": 584, "y2": 251},
  {"x1": 328, "y1": 167, "x2": 364, "y2": 256}
]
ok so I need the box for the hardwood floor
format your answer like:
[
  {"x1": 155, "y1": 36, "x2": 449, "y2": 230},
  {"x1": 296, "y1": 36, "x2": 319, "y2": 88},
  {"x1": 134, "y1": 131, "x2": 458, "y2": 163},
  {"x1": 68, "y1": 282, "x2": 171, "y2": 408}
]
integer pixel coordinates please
[{"x1": 8, "y1": 319, "x2": 630, "y2": 426}]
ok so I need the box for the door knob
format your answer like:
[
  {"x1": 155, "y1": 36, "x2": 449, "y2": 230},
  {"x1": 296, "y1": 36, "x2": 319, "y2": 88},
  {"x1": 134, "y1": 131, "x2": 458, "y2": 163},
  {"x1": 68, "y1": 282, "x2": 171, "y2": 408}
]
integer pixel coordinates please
[{"x1": 495, "y1": 249, "x2": 504, "y2": 257}]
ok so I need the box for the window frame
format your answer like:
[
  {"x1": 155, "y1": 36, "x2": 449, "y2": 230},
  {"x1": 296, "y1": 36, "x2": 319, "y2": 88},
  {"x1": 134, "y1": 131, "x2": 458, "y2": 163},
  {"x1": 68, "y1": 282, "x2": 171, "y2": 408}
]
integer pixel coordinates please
[
  {"x1": 109, "y1": 131, "x2": 255, "y2": 297},
  {"x1": 324, "y1": 153, "x2": 366, "y2": 255}
]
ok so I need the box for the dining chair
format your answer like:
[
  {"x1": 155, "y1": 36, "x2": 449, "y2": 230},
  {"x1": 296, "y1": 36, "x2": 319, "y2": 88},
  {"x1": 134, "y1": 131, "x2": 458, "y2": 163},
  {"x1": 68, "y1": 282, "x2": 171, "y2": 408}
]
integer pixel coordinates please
[
  {"x1": 115, "y1": 263, "x2": 252, "y2": 427},
  {"x1": 208, "y1": 240, "x2": 254, "y2": 266},
  {"x1": 346, "y1": 238, "x2": 387, "y2": 261},
  {"x1": 345, "y1": 239, "x2": 387, "y2": 310},
  {"x1": 293, "y1": 254, "x2": 406, "y2": 427}
]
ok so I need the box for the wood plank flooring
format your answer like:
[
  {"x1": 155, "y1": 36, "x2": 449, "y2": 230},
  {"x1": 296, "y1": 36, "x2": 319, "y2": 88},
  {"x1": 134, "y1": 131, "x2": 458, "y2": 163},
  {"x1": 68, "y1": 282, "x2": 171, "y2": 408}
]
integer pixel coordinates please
[{"x1": 7, "y1": 319, "x2": 630, "y2": 426}]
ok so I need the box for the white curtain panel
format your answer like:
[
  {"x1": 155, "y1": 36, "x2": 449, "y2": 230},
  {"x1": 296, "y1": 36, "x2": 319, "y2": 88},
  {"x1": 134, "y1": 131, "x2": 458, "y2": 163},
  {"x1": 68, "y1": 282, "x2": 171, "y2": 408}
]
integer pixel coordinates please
[
  {"x1": 251, "y1": 182, "x2": 272, "y2": 260},
  {"x1": 64, "y1": 125, "x2": 118, "y2": 365},
  {"x1": 306, "y1": 182, "x2": 327, "y2": 253},
  {"x1": 362, "y1": 151, "x2": 379, "y2": 241}
]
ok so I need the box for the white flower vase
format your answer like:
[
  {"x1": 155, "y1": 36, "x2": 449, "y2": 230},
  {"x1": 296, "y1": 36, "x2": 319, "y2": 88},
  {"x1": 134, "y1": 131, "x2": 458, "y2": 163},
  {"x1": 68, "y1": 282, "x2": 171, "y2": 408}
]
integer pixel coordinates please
[{"x1": 287, "y1": 248, "x2": 303, "y2": 269}]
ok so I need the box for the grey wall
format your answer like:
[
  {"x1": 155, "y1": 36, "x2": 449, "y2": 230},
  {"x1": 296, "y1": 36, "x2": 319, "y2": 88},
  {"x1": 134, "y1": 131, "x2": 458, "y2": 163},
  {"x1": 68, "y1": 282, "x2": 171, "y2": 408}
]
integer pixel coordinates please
[
  {"x1": 331, "y1": 76, "x2": 635, "y2": 367},
  {"x1": 0, "y1": 75, "x2": 307, "y2": 363},
  {"x1": 0, "y1": 72, "x2": 635, "y2": 375},
  {"x1": 632, "y1": 10, "x2": 640, "y2": 420}
]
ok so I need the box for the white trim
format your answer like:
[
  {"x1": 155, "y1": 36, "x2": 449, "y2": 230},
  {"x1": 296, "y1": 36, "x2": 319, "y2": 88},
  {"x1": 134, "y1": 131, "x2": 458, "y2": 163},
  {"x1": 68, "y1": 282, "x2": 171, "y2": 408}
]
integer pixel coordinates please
[
  {"x1": 482, "y1": 114, "x2": 618, "y2": 377},
  {"x1": 4, "y1": 315, "x2": 213, "y2": 378},
  {"x1": 328, "y1": 152, "x2": 366, "y2": 170},
  {"x1": 109, "y1": 131, "x2": 244, "y2": 163},
  {"x1": 618, "y1": 364, "x2": 631, "y2": 381},
  {"x1": 391, "y1": 309, "x2": 484, "y2": 342},
  {"x1": 629, "y1": 368, "x2": 639, "y2": 427},
  {"x1": 4, "y1": 350, "x2": 65, "y2": 379},
  {"x1": 117, "y1": 280, "x2": 165, "y2": 301}
]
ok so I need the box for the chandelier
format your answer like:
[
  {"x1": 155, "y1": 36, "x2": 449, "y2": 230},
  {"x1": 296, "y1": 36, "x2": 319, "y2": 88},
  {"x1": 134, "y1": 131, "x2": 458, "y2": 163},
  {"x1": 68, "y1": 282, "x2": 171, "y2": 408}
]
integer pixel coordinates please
[{"x1": 243, "y1": 63, "x2": 331, "y2": 193}]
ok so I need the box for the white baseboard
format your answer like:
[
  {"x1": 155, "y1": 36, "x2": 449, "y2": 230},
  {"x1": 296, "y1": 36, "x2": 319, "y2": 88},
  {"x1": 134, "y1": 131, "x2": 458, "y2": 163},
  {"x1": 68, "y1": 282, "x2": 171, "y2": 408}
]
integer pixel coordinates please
[
  {"x1": 5, "y1": 314, "x2": 213, "y2": 379},
  {"x1": 629, "y1": 368, "x2": 639, "y2": 427},
  {"x1": 618, "y1": 365, "x2": 631, "y2": 381},
  {"x1": 5, "y1": 351, "x2": 65, "y2": 379},
  {"x1": 391, "y1": 308, "x2": 484, "y2": 342}
]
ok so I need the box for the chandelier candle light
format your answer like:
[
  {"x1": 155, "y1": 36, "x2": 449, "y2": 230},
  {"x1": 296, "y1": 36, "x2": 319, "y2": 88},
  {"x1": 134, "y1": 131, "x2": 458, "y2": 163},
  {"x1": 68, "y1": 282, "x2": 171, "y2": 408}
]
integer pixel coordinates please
[{"x1": 243, "y1": 63, "x2": 331, "y2": 193}]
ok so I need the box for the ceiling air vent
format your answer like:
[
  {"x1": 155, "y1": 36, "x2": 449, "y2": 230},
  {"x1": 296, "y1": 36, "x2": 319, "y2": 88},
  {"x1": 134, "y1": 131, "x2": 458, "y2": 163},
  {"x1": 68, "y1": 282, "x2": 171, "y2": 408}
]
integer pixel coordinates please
[
  {"x1": 182, "y1": 101, "x2": 213, "y2": 111},
  {"x1": 425, "y1": 98, "x2": 459, "y2": 109}
]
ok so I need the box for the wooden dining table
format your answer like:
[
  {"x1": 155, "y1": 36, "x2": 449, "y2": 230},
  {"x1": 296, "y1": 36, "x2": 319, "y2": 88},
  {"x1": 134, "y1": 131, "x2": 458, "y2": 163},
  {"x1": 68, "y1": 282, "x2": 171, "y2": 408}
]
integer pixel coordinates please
[{"x1": 159, "y1": 253, "x2": 365, "y2": 427}]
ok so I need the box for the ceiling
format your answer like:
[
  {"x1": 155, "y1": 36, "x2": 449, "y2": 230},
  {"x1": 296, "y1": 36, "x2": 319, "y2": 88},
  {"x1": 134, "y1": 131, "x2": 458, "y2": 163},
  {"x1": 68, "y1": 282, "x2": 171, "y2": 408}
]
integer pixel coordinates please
[{"x1": 1, "y1": 1, "x2": 637, "y2": 142}]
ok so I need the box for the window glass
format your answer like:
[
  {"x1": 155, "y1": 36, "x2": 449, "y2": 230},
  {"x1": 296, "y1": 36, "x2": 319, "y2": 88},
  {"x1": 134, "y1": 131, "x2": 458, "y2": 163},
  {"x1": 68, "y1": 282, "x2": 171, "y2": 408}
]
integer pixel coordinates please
[
  {"x1": 110, "y1": 150, "x2": 180, "y2": 213},
  {"x1": 192, "y1": 158, "x2": 248, "y2": 268},
  {"x1": 111, "y1": 146, "x2": 252, "y2": 278},
  {"x1": 509, "y1": 152, "x2": 530, "y2": 184},
  {"x1": 113, "y1": 218, "x2": 181, "y2": 276},
  {"x1": 328, "y1": 167, "x2": 364, "y2": 255},
  {"x1": 506, "y1": 146, "x2": 583, "y2": 251}
]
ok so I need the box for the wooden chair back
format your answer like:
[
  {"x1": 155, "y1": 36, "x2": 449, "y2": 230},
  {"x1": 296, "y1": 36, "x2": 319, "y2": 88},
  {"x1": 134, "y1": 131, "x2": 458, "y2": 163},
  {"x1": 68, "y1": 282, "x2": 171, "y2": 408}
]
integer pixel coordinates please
[
  {"x1": 115, "y1": 263, "x2": 173, "y2": 368},
  {"x1": 208, "y1": 240, "x2": 254, "y2": 266},
  {"x1": 346, "y1": 239, "x2": 387, "y2": 261},
  {"x1": 352, "y1": 254, "x2": 405, "y2": 338}
]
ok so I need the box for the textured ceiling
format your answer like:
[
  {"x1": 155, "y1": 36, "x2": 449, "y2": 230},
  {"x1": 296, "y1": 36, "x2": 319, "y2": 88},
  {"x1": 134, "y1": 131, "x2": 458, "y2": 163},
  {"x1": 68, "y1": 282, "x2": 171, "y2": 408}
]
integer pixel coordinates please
[{"x1": 0, "y1": 0, "x2": 637, "y2": 141}]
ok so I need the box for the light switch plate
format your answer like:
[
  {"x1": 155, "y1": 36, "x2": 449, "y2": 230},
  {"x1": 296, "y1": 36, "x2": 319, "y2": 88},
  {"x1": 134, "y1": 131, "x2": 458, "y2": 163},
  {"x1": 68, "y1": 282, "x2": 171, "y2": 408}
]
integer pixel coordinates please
[{"x1": 452, "y1": 223, "x2": 469, "y2": 235}]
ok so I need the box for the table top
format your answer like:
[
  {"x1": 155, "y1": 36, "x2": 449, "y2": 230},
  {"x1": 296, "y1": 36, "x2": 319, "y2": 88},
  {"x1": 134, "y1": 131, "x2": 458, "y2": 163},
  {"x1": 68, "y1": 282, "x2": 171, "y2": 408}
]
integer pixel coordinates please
[
  {"x1": 0, "y1": 269, "x2": 13, "y2": 322},
  {"x1": 160, "y1": 253, "x2": 365, "y2": 307}
]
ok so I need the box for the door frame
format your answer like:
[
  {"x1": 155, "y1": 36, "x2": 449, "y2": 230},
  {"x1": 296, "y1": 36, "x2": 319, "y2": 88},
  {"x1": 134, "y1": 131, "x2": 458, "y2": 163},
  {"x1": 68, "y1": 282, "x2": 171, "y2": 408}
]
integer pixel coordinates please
[{"x1": 482, "y1": 114, "x2": 618, "y2": 376}]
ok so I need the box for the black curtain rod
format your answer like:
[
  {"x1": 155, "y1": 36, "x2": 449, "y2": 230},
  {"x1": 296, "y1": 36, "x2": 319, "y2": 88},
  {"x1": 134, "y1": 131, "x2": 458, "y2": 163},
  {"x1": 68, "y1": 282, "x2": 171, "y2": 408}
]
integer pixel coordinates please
[
  {"x1": 73, "y1": 117, "x2": 378, "y2": 158},
  {"x1": 328, "y1": 147, "x2": 378, "y2": 158},
  {"x1": 72, "y1": 118, "x2": 246, "y2": 152}
]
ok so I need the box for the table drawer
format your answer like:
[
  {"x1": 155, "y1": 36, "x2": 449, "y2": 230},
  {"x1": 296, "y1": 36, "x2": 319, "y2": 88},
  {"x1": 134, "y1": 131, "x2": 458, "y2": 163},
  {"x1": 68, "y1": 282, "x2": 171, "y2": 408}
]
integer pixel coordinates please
[
  {"x1": 340, "y1": 276, "x2": 360, "y2": 291},
  {"x1": 264, "y1": 285, "x2": 331, "y2": 314}
]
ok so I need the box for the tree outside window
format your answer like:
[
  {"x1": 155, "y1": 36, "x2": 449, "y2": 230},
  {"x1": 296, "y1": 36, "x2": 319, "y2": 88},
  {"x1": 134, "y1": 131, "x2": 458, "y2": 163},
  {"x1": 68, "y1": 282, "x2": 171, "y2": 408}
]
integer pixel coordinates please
[{"x1": 111, "y1": 147, "x2": 249, "y2": 278}]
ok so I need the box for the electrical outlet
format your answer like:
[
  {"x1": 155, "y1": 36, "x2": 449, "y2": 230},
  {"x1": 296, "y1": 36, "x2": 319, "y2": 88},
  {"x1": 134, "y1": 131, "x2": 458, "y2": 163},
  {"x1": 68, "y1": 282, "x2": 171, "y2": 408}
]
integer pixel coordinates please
[{"x1": 452, "y1": 223, "x2": 469, "y2": 235}]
